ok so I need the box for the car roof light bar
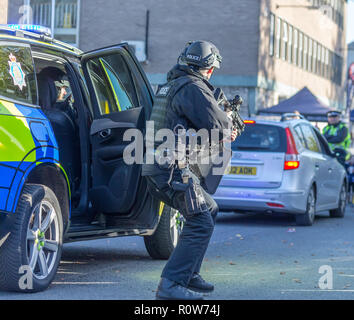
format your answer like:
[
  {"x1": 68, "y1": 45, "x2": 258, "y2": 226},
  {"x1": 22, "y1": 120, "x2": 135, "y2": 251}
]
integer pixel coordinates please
[{"x1": 1, "y1": 24, "x2": 52, "y2": 36}]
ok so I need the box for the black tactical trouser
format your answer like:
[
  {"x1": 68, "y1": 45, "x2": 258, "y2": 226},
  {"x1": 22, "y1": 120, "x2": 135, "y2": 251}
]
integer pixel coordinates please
[{"x1": 146, "y1": 170, "x2": 218, "y2": 287}]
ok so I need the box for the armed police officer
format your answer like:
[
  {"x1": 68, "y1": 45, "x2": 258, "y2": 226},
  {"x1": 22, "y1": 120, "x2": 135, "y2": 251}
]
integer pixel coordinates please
[
  {"x1": 323, "y1": 110, "x2": 351, "y2": 164},
  {"x1": 142, "y1": 40, "x2": 239, "y2": 300}
]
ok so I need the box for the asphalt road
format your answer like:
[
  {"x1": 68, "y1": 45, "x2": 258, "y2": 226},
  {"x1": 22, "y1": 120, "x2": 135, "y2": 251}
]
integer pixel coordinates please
[{"x1": 2, "y1": 206, "x2": 354, "y2": 300}]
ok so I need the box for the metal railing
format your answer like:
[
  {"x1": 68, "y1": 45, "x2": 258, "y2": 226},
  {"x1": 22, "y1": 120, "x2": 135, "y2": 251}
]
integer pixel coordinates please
[
  {"x1": 32, "y1": 2, "x2": 52, "y2": 27},
  {"x1": 55, "y1": 2, "x2": 77, "y2": 28},
  {"x1": 32, "y1": 1, "x2": 77, "y2": 29}
]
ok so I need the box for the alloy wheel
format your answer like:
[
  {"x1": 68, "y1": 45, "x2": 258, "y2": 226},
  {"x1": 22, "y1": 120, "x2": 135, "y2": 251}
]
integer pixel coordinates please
[
  {"x1": 308, "y1": 189, "x2": 316, "y2": 222},
  {"x1": 339, "y1": 184, "x2": 346, "y2": 213},
  {"x1": 26, "y1": 200, "x2": 60, "y2": 280}
]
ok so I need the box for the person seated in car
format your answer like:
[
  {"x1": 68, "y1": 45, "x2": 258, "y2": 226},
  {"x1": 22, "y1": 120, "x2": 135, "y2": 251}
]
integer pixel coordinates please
[
  {"x1": 37, "y1": 66, "x2": 76, "y2": 121},
  {"x1": 37, "y1": 67, "x2": 72, "y2": 109}
]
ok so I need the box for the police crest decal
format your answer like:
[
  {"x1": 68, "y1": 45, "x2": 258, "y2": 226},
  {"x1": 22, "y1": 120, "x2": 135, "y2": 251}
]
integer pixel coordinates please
[{"x1": 8, "y1": 53, "x2": 26, "y2": 90}]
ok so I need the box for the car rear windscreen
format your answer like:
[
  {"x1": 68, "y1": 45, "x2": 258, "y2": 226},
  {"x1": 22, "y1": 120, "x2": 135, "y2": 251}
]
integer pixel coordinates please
[{"x1": 232, "y1": 123, "x2": 286, "y2": 152}]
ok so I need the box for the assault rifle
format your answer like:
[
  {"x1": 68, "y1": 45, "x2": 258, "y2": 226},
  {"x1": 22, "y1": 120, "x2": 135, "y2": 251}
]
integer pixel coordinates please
[{"x1": 214, "y1": 88, "x2": 245, "y2": 138}]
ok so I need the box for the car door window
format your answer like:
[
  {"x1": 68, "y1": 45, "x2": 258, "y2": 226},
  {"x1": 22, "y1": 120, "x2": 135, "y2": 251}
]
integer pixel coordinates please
[
  {"x1": 293, "y1": 125, "x2": 306, "y2": 148},
  {"x1": 123, "y1": 52, "x2": 153, "y2": 111},
  {"x1": 86, "y1": 53, "x2": 139, "y2": 115},
  {"x1": 0, "y1": 42, "x2": 37, "y2": 105},
  {"x1": 301, "y1": 124, "x2": 321, "y2": 152},
  {"x1": 313, "y1": 127, "x2": 332, "y2": 156},
  {"x1": 316, "y1": 133, "x2": 329, "y2": 154}
]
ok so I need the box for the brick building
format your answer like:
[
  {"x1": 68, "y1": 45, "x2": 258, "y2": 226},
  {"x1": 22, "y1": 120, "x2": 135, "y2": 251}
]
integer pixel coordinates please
[{"x1": 5, "y1": 0, "x2": 349, "y2": 115}]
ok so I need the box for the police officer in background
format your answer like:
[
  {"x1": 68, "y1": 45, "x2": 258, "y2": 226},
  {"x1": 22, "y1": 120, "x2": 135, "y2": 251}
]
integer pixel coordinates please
[
  {"x1": 142, "y1": 40, "x2": 238, "y2": 300},
  {"x1": 323, "y1": 110, "x2": 351, "y2": 163}
]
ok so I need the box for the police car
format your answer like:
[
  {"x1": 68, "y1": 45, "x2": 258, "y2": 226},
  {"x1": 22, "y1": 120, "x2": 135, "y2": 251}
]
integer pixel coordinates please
[{"x1": 0, "y1": 24, "x2": 183, "y2": 292}]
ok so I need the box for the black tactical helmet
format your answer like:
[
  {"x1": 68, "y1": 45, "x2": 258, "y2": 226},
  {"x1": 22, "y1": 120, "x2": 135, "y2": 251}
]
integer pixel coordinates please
[{"x1": 179, "y1": 40, "x2": 222, "y2": 69}]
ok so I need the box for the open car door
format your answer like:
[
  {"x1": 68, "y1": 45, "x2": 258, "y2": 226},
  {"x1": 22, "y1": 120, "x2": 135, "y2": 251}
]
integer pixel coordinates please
[{"x1": 81, "y1": 44, "x2": 154, "y2": 214}]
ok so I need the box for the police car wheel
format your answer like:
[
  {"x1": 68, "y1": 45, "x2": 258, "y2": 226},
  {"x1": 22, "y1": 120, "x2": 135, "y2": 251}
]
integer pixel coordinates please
[
  {"x1": 0, "y1": 184, "x2": 63, "y2": 292},
  {"x1": 295, "y1": 186, "x2": 316, "y2": 226},
  {"x1": 144, "y1": 205, "x2": 184, "y2": 260},
  {"x1": 330, "y1": 183, "x2": 346, "y2": 218}
]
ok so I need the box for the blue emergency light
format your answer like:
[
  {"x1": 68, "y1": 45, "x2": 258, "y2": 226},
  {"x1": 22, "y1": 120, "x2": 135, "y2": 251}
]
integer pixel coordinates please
[{"x1": 3, "y1": 24, "x2": 52, "y2": 36}]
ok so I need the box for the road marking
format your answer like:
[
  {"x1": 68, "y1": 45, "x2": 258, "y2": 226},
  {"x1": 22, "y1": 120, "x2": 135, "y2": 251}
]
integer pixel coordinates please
[
  {"x1": 209, "y1": 266, "x2": 308, "y2": 277},
  {"x1": 280, "y1": 289, "x2": 354, "y2": 292},
  {"x1": 59, "y1": 261, "x2": 88, "y2": 265},
  {"x1": 313, "y1": 256, "x2": 354, "y2": 262},
  {"x1": 52, "y1": 281, "x2": 119, "y2": 285},
  {"x1": 57, "y1": 271, "x2": 84, "y2": 275}
]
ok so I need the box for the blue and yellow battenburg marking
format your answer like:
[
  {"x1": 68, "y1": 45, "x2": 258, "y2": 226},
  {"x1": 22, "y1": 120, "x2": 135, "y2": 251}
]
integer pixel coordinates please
[{"x1": 0, "y1": 99, "x2": 70, "y2": 213}]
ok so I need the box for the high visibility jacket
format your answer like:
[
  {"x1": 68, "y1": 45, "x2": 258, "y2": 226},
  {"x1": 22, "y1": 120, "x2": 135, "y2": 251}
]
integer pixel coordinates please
[{"x1": 323, "y1": 122, "x2": 351, "y2": 159}]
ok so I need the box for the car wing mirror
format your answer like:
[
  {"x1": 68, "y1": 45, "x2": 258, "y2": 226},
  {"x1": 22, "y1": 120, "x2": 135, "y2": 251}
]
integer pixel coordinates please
[{"x1": 329, "y1": 151, "x2": 337, "y2": 158}]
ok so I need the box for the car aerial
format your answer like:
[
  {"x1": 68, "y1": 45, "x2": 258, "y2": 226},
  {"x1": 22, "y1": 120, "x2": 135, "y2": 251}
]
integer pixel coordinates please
[
  {"x1": 213, "y1": 115, "x2": 347, "y2": 226},
  {"x1": 0, "y1": 24, "x2": 183, "y2": 292}
]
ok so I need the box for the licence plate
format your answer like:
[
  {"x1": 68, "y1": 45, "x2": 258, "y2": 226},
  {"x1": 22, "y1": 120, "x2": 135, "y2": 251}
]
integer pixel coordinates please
[{"x1": 227, "y1": 166, "x2": 257, "y2": 175}]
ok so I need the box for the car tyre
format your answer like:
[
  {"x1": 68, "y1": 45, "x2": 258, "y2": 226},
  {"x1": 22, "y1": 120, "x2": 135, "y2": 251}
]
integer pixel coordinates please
[
  {"x1": 0, "y1": 184, "x2": 63, "y2": 292},
  {"x1": 295, "y1": 186, "x2": 316, "y2": 226},
  {"x1": 144, "y1": 204, "x2": 184, "y2": 260},
  {"x1": 329, "y1": 182, "x2": 346, "y2": 218}
]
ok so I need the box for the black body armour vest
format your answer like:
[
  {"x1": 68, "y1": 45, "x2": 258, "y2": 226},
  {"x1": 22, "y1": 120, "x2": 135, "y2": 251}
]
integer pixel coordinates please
[
  {"x1": 143, "y1": 75, "x2": 231, "y2": 195},
  {"x1": 142, "y1": 76, "x2": 193, "y2": 176},
  {"x1": 148, "y1": 76, "x2": 193, "y2": 147},
  {"x1": 145, "y1": 76, "x2": 194, "y2": 153}
]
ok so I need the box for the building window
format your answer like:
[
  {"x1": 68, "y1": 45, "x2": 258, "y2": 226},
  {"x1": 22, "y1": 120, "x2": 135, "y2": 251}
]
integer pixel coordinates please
[
  {"x1": 317, "y1": 44, "x2": 322, "y2": 76},
  {"x1": 321, "y1": 46, "x2": 326, "y2": 77},
  {"x1": 334, "y1": 53, "x2": 339, "y2": 83},
  {"x1": 328, "y1": 0, "x2": 333, "y2": 20},
  {"x1": 309, "y1": 0, "x2": 344, "y2": 29},
  {"x1": 336, "y1": 55, "x2": 339, "y2": 84},
  {"x1": 333, "y1": 53, "x2": 343, "y2": 85},
  {"x1": 275, "y1": 17, "x2": 281, "y2": 58},
  {"x1": 303, "y1": 35, "x2": 308, "y2": 71},
  {"x1": 335, "y1": 0, "x2": 340, "y2": 25},
  {"x1": 298, "y1": 32, "x2": 303, "y2": 68},
  {"x1": 317, "y1": 44, "x2": 321, "y2": 75},
  {"x1": 293, "y1": 29, "x2": 298, "y2": 66},
  {"x1": 325, "y1": 48, "x2": 329, "y2": 79},
  {"x1": 312, "y1": 41, "x2": 317, "y2": 74},
  {"x1": 281, "y1": 21, "x2": 288, "y2": 60},
  {"x1": 308, "y1": 38, "x2": 312, "y2": 72},
  {"x1": 268, "y1": 11, "x2": 342, "y2": 84},
  {"x1": 30, "y1": 0, "x2": 80, "y2": 47},
  {"x1": 338, "y1": 0, "x2": 343, "y2": 29},
  {"x1": 269, "y1": 13, "x2": 275, "y2": 56},
  {"x1": 334, "y1": 0, "x2": 338, "y2": 23},
  {"x1": 329, "y1": 50, "x2": 333, "y2": 80},
  {"x1": 288, "y1": 25, "x2": 293, "y2": 64}
]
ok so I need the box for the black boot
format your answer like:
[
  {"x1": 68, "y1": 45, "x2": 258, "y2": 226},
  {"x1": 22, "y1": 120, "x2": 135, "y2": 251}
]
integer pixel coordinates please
[
  {"x1": 187, "y1": 273, "x2": 214, "y2": 293},
  {"x1": 156, "y1": 278, "x2": 204, "y2": 300}
]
